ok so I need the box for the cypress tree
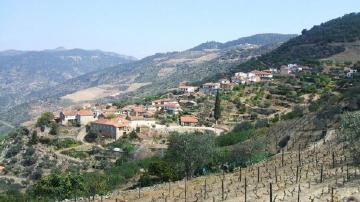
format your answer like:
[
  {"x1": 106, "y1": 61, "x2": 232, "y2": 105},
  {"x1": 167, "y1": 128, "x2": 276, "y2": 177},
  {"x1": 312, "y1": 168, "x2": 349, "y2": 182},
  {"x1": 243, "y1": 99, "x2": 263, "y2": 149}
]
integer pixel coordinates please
[{"x1": 214, "y1": 90, "x2": 221, "y2": 122}]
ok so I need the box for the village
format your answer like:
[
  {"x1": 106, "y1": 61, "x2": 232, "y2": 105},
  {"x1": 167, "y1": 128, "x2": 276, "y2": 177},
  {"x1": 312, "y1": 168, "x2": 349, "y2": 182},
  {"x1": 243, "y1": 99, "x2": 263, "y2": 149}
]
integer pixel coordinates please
[{"x1": 51, "y1": 64, "x2": 309, "y2": 141}]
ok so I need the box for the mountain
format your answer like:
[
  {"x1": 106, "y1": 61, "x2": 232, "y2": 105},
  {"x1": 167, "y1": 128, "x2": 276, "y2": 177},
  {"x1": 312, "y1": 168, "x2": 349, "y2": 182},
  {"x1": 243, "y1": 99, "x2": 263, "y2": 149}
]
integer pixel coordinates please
[
  {"x1": 0, "y1": 48, "x2": 136, "y2": 113},
  {"x1": 235, "y1": 13, "x2": 360, "y2": 72},
  {"x1": 27, "y1": 34, "x2": 296, "y2": 102}
]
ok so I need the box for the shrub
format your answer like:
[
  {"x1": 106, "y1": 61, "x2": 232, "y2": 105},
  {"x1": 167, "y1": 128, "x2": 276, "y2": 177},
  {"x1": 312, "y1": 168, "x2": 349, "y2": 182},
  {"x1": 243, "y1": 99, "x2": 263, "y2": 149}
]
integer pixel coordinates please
[
  {"x1": 85, "y1": 130, "x2": 98, "y2": 143},
  {"x1": 51, "y1": 139, "x2": 81, "y2": 150},
  {"x1": 278, "y1": 135, "x2": 290, "y2": 148},
  {"x1": 215, "y1": 130, "x2": 253, "y2": 147},
  {"x1": 49, "y1": 122, "x2": 59, "y2": 135},
  {"x1": 5, "y1": 145, "x2": 21, "y2": 158}
]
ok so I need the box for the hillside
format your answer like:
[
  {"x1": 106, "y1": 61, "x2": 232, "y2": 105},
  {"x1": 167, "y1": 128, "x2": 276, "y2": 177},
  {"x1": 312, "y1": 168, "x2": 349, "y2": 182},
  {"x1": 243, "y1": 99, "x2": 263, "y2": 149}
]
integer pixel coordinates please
[
  {"x1": 235, "y1": 12, "x2": 360, "y2": 72},
  {"x1": 0, "y1": 48, "x2": 136, "y2": 114}
]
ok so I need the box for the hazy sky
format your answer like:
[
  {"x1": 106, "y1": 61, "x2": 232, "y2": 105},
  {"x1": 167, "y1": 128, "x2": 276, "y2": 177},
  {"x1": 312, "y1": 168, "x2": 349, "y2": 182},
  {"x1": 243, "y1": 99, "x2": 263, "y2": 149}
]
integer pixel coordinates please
[{"x1": 1, "y1": 0, "x2": 359, "y2": 58}]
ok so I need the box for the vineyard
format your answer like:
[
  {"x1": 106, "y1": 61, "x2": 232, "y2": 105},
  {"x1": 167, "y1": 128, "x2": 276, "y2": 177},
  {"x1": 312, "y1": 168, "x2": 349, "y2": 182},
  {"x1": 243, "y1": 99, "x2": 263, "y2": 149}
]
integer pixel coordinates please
[{"x1": 103, "y1": 127, "x2": 359, "y2": 202}]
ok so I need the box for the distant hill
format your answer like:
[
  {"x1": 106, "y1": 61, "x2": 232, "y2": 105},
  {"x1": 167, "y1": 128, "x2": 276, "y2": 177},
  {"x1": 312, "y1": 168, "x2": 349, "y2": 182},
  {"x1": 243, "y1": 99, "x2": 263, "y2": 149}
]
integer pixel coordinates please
[
  {"x1": 0, "y1": 48, "x2": 136, "y2": 113},
  {"x1": 189, "y1": 33, "x2": 296, "y2": 51},
  {"x1": 236, "y1": 13, "x2": 360, "y2": 71}
]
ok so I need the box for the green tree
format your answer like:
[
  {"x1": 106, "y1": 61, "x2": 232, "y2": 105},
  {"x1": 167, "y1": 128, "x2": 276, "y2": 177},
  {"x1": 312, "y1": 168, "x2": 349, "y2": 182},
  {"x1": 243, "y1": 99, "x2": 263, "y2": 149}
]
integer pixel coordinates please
[
  {"x1": 36, "y1": 112, "x2": 54, "y2": 127},
  {"x1": 83, "y1": 173, "x2": 110, "y2": 201},
  {"x1": 30, "y1": 173, "x2": 85, "y2": 201},
  {"x1": 49, "y1": 122, "x2": 59, "y2": 135},
  {"x1": 166, "y1": 132, "x2": 215, "y2": 179},
  {"x1": 29, "y1": 130, "x2": 38, "y2": 145},
  {"x1": 214, "y1": 90, "x2": 221, "y2": 122}
]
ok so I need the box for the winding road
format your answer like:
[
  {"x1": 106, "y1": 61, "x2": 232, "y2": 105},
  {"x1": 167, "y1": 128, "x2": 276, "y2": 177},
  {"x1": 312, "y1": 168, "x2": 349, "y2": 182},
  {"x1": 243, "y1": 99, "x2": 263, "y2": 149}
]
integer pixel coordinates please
[{"x1": 0, "y1": 120, "x2": 15, "y2": 129}]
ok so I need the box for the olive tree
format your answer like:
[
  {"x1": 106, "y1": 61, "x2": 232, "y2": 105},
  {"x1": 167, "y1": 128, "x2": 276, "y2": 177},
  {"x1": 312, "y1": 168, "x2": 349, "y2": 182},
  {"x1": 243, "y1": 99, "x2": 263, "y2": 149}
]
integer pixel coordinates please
[{"x1": 166, "y1": 132, "x2": 216, "y2": 179}]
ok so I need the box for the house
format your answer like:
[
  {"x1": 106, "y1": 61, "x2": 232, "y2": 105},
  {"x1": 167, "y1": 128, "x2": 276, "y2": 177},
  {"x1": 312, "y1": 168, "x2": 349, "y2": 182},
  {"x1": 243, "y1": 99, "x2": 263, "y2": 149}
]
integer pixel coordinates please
[
  {"x1": 219, "y1": 78, "x2": 231, "y2": 84},
  {"x1": 76, "y1": 109, "x2": 97, "y2": 125},
  {"x1": 152, "y1": 98, "x2": 176, "y2": 107},
  {"x1": 128, "y1": 116, "x2": 156, "y2": 130},
  {"x1": 59, "y1": 110, "x2": 78, "y2": 125},
  {"x1": 251, "y1": 70, "x2": 273, "y2": 80},
  {"x1": 163, "y1": 103, "x2": 182, "y2": 115},
  {"x1": 200, "y1": 82, "x2": 220, "y2": 94},
  {"x1": 178, "y1": 85, "x2": 198, "y2": 93},
  {"x1": 91, "y1": 117, "x2": 130, "y2": 140},
  {"x1": 180, "y1": 116, "x2": 198, "y2": 126},
  {"x1": 347, "y1": 69, "x2": 358, "y2": 78},
  {"x1": 232, "y1": 72, "x2": 261, "y2": 84},
  {"x1": 280, "y1": 65, "x2": 292, "y2": 75},
  {"x1": 130, "y1": 106, "x2": 147, "y2": 117},
  {"x1": 234, "y1": 72, "x2": 247, "y2": 77}
]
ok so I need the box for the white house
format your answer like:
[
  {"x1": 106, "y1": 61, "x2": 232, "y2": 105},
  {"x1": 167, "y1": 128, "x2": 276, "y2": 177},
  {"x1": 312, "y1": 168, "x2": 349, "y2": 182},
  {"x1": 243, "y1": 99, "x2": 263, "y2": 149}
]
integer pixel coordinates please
[
  {"x1": 60, "y1": 110, "x2": 77, "y2": 125},
  {"x1": 347, "y1": 69, "x2": 358, "y2": 78},
  {"x1": 91, "y1": 117, "x2": 130, "y2": 140},
  {"x1": 251, "y1": 70, "x2": 273, "y2": 80},
  {"x1": 76, "y1": 109, "x2": 97, "y2": 125},
  {"x1": 163, "y1": 103, "x2": 182, "y2": 115},
  {"x1": 178, "y1": 85, "x2": 198, "y2": 93},
  {"x1": 200, "y1": 82, "x2": 220, "y2": 94}
]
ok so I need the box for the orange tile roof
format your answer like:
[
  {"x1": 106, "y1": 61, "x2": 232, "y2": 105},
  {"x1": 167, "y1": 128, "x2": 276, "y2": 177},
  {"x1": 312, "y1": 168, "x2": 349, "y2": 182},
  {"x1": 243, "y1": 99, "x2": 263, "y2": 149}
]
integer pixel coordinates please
[
  {"x1": 251, "y1": 70, "x2": 272, "y2": 75},
  {"x1": 132, "y1": 106, "x2": 146, "y2": 113},
  {"x1": 78, "y1": 109, "x2": 94, "y2": 116},
  {"x1": 180, "y1": 116, "x2": 198, "y2": 123},
  {"x1": 62, "y1": 110, "x2": 78, "y2": 116},
  {"x1": 93, "y1": 117, "x2": 129, "y2": 128}
]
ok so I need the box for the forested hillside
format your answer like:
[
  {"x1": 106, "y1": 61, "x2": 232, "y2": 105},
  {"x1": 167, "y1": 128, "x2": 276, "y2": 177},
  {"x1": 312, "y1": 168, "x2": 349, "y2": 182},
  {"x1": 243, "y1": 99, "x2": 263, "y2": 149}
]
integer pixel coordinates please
[{"x1": 236, "y1": 12, "x2": 360, "y2": 71}]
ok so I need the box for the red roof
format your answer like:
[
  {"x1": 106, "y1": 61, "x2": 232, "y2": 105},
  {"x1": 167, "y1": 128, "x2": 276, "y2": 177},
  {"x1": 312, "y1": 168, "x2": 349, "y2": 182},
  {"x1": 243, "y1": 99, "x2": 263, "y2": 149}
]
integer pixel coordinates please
[
  {"x1": 62, "y1": 110, "x2": 77, "y2": 116},
  {"x1": 132, "y1": 106, "x2": 146, "y2": 113},
  {"x1": 78, "y1": 109, "x2": 94, "y2": 116},
  {"x1": 251, "y1": 70, "x2": 272, "y2": 75},
  {"x1": 93, "y1": 117, "x2": 128, "y2": 128},
  {"x1": 180, "y1": 116, "x2": 198, "y2": 123}
]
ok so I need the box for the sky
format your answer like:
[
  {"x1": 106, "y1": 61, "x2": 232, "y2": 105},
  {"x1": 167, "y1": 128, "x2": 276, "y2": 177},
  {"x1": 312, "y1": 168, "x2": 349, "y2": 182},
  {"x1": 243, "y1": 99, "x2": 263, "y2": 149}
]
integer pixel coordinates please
[{"x1": 0, "y1": 0, "x2": 359, "y2": 58}]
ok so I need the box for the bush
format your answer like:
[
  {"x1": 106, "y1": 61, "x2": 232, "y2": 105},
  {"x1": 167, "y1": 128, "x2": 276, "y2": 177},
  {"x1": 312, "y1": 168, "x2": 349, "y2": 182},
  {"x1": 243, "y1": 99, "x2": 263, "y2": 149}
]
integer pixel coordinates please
[
  {"x1": 5, "y1": 145, "x2": 21, "y2": 158},
  {"x1": 51, "y1": 139, "x2": 81, "y2": 150},
  {"x1": 278, "y1": 135, "x2": 290, "y2": 148},
  {"x1": 215, "y1": 130, "x2": 253, "y2": 147},
  {"x1": 254, "y1": 119, "x2": 269, "y2": 129},
  {"x1": 22, "y1": 156, "x2": 37, "y2": 166},
  {"x1": 232, "y1": 122, "x2": 254, "y2": 132},
  {"x1": 30, "y1": 169, "x2": 43, "y2": 180},
  {"x1": 148, "y1": 160, "x2": 180, "y2": 182},
  {"x1": 85, "y1": 130, "x2": 98, "y2": 143}
]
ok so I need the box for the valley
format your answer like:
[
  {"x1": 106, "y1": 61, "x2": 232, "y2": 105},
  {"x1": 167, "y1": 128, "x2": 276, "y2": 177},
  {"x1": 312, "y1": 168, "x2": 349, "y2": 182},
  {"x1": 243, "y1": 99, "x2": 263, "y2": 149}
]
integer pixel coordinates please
[{"x1": 0, "y1": 9, "x2": 359, "y2": 202}]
